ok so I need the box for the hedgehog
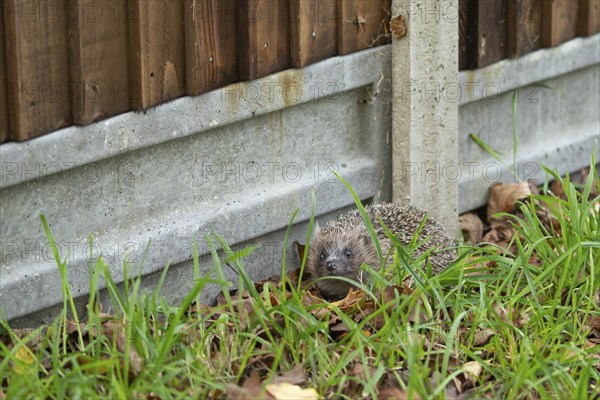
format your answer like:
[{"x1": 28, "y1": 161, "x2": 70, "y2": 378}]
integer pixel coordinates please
[{"x1": 306, "y1": 203, "x2": 455, "y2": 300}]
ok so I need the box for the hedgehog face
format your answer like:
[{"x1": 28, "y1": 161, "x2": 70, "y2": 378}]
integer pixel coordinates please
[
  {"x1": 307, "y1": 227, "x2": 378, "y2": 300},
  {"x1": 315, "y1": 240, "x2": 357, "y2": 277},
  {"x1": 308, "y1": 227, "x2": 376, "y2": 279}
]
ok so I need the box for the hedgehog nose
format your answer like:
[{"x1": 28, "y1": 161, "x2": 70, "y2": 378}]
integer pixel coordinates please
[{"x1": 325, "y1": 261, "x2": 337, "y2": 272}]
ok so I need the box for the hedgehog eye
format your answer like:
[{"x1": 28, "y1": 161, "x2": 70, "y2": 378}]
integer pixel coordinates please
[
  {"x1": 319, "y1": 251, "x2": 326, "y2": 260},
  {"x1": 345, "y1": 249, "x2": 352, "y2": 258}
]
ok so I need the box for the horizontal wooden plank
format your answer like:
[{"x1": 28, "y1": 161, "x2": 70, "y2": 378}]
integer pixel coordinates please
[
  {"x1": 185, "y1": 0, "x2": 238, "y2": 95},
  {"x1": 239, "y1": 0, "x2": 290, "y2": 80},
  {"x1": 70, "y1": 0, "x2": 131, "y2": 124},
  {"x1": 507, "y1": 0, "x2": 542, "y2": 58},
  {"x1": 129, "y1": 0, "x2": 186, "y2": 110},
  {"x1": 4, "y1": 0, "x2": 72, "y2": 140},
  {"x1": 290, "y1": 0, "x2": 337, "y2": 67},
  {"x1": 337, "y1": 0, "x2": 391, "y2": 55}
]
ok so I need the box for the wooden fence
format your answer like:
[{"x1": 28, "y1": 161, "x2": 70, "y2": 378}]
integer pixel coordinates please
[
  {"x1": 0, "y1": 0, "x2": 598, "y2": 144},
  {"x1": 460, "y1": 0, "x2": 599, "y2": 69}
]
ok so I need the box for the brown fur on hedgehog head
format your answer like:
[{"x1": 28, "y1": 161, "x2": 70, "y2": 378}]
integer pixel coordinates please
[{"x1": 307, "y1": 223, "x2": 382, "y2": 300}]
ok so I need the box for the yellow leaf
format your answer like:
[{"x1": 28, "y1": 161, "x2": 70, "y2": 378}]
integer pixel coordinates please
[
  {"x1": 265, "y1": 383, "x2": 319, "y2": 400},
  {"x1": 463, "y1": 361, "x2": 483, "y2": 379},
  {"x1": 13, "y1": 346, "x2": 36, "y2": 375}
]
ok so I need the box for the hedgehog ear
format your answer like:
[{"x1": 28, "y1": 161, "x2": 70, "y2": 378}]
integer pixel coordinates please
[{"x1": 314, "y1": 222, "x2": 320, "y2": 234}]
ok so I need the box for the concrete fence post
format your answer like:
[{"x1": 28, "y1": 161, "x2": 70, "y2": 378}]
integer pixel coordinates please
[{"x1": 391, "y1": 0, "x2": 459, "y2": 235}]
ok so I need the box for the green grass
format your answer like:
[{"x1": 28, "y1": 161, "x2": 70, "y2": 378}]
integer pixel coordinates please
[{"x1": 1, "y1": 157, "x2": 599, "y2": 399}]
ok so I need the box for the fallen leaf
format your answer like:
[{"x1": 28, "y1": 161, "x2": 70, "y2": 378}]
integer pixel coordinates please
[
  {"x1": 382, "y1": 285, "x2": 413, "y2": 301},
  {"x1": 265, "y1": 383, "x2": 319, "y2": 400},
  {"x1": 13, "y1": 345, "x2": 36, "y2": 375},
  {"x1": 550, "y1": 179, "x2": 565, "y2": 199},
  {"x1": 472, "y1": 329, "x2": 495, "y2": 347},
  {"x1": 378, "y1": 387, "x2": 411, "y2": 400},
  {"x1": 487, "y1": 182, "x2": 531, "y2": 222},
  {"x1": 227, "y1": 369, "x2": 270, "y2": 400},
  {"x1": 329, "y1": 321, "x2": 351, "y2": 333},
  {"x1": 268, "y1": 291, "x2": 292, "y2": 307},
  {"x1": 481, "y1": 220, "x2": 514, "y2": 246},
  {"x1": 463, "y1": 361, "x2": 482, "y2": 380},
  {"x1": 295, "y1": 241, "x2": 306, "y2": 263},
  {"x1": 459, "y1": 213, "x2": 485, "y2": 244},
  {"x1": 271, "y1": 364, "x2": 306, "y2": 385},
  {"x1": 587, "y1": 315, "x2": 600, "y2": 330},
  {"x1": 491, "y1": 302, "x2": 515, "y2": 324},
  {"x1": 328, "y1": 289, "x2": 366, "y2": 313}
]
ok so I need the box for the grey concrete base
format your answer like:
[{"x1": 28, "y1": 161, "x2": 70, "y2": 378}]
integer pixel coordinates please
[
  {"x1": 0, "y1": 47, "x2": 393, "y2": 322},
  {"x1": 458, "y1": 35, "x2": 600, "y2": 212}
]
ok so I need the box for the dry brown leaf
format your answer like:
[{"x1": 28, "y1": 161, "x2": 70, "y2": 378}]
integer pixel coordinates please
[
  {"x1": 242, "y1": 369, "x2": 262, "y2": 390},
  {"x1": 491, "y1": 302, "x2": 514, "y2": 324},
  {"x1": 550, "y1": 179, "x2": 565, "y2": 199},
  {"x1": 295, "y1": 241, "x2": 306, "y2": 264},
  {"x1": 378, "y1": 387, "x2": 411, "y2": 400},
  {"x1": 227, "y1": 369, "x2": 271, "y2": 400},
  {"x1": 487, "y1": 182, "x2": 531, "y2": 222},
  {"x1": 459, "y1": 213, "x2": 485, "y2": 244},
  {"x1": 301, "y1": 291, "x2": 323, "y2": 309},
  {"x1": 382, "y1": 285, "x2": 413, "y2": 300},
  {"x1": 354, "y1": 301, "x2": 377, "y2": 326},
  {"x1": 587, "y1": 315, "x2": 600, "y2": 331},
  {"x1": 472, "y1": 329, "x2": 495, "y2": 347},
  {"x1": 271, "y1": 364, "x2": 306, "y2": 385},
  {"x1": 265, "y1": 383, "x2": 319, "y2": 400},
  {"x1": 329, "y1": 289, "x2": 366, "y2": 313},
  {"x1": 268, "y1": 291, "x2": 292, "y2": 307},
  {"x1": 481, "y1": 220, "x2": 515, "y2": 246},
  {"x1": 349, "y1": 362, "x2": 370, "y2": 380},
  {"x1": 329, "y1": 322, "x2": 351, "y2": 333}
]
